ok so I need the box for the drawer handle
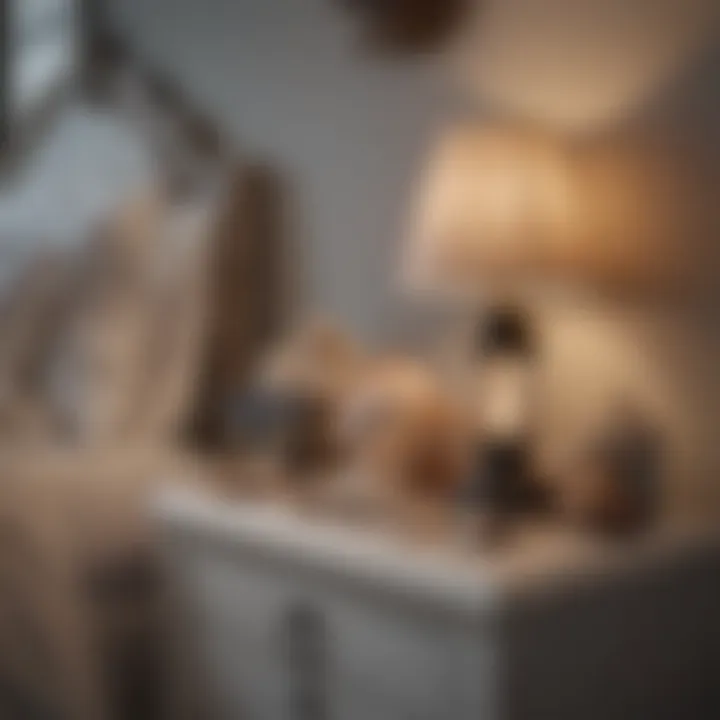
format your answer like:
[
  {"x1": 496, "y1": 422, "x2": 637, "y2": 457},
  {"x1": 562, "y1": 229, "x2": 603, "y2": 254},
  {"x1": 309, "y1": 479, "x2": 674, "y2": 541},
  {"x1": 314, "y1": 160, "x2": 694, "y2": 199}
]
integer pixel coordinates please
[{"x1": 282, "y1": 602, "x2": 328, "y2": 720}]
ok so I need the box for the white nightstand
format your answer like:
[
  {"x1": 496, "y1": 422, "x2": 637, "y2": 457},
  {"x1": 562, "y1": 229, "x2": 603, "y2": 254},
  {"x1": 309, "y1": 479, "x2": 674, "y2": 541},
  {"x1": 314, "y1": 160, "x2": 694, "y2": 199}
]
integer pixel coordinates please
[{"x1": 155, "y1": 486, "x2": 720, "y2": 720}]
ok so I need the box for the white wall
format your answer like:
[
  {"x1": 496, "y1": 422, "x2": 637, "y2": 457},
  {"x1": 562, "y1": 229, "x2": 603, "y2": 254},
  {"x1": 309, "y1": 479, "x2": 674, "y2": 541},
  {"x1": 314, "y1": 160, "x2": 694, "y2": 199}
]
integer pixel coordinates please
[{"x1": 109, "y1": 0, "x2": 459, "y2": 345}]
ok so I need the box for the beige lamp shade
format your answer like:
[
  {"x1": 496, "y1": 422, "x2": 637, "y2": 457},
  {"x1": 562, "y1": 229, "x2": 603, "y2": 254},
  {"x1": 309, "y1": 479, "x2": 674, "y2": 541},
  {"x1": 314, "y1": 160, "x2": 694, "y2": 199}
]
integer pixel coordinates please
[
  {"x1": 403, "y1": 125, "x2": 575, "y2": 301},
  {"x1": 403, "y1": 124, "x2": 683, "y2": 303}
]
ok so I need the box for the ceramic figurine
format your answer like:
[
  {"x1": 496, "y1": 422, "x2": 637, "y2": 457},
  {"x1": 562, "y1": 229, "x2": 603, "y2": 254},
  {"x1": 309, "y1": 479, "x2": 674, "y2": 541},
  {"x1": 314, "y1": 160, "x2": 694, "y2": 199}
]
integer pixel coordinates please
[{"x1": 337, "y1": 358, "x2": 469, "y2": 513}]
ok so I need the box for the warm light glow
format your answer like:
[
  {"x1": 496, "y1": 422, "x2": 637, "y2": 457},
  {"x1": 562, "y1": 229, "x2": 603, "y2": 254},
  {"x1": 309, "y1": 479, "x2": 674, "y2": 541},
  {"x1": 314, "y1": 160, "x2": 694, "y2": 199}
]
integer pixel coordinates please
[
  {"x1": 452, "y1": 0, "x2": 720, "y2": 132},
  {"x1": 403, "y1": 124, "x2": 708, "y2": 302}
]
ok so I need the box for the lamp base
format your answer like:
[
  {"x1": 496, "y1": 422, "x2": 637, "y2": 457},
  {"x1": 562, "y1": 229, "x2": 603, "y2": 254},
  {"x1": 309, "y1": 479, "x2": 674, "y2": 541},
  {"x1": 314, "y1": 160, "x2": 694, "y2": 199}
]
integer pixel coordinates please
[{"x1": 463, "y1": 303, "x2": 552, "y2": 534}]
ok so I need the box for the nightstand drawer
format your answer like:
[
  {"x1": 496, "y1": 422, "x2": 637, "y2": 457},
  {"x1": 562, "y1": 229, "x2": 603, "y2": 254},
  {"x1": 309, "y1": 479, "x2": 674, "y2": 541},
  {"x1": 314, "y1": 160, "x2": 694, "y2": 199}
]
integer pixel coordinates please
[
  {"x1": 192, "y1": 554, "x2": 292, "y2": 719},
  {"x1": 188, "y1": 551, "x2": 456, "y2": 720},
  {"x1": 326, "y1": 596, "x2": 453, "y2": 720},
  {"x1": 190, "y1": 555, "x2": 452, "y2": 720}
]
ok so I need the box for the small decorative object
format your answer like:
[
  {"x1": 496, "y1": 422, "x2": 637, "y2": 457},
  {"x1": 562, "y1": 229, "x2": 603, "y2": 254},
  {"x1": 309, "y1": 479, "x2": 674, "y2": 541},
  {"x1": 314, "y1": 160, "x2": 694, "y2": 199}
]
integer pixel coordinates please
[
  {"x1": 561, "y1": 400, "x2": 663, "y2": 535},
  {"x1": 230, "y1": 387, "x2": 335, "y2": 478},
  {"x1": 261, "y1": 317, "x2": 364, "y2": 401},
  {"x1": 227, "y1": 387, "x2": 287, "y2": 454},
  {"x1": 225, "y1": 385, "x2": 335, "y2": 497},
  {"x1": 337, "y1": 357, "x2": 468, "y2": 515},
  {"x1": 256, "y1": 318, "x2": 365, "y2": 476},
  {"x1": 279, "y1": 392, "x2": 336, "y2": 476}
]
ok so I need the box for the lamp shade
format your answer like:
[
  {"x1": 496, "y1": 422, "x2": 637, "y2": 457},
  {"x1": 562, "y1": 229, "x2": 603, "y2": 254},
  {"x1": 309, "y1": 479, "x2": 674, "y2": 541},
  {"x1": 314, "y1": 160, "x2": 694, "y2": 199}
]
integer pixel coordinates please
[
  {"x1": 403, "y1": 125, "x2": 575, "y2": 302},
  {"x1": 403, "y1": 123, "x2": 692, "y2": 303}
]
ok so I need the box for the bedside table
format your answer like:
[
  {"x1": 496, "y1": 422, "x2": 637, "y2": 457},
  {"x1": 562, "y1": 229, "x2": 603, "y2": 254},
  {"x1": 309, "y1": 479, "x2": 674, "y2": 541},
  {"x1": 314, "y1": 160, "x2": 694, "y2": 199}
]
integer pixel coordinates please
[{"x1": 154, "y1": 487, "x2": 720, "y2": 720}]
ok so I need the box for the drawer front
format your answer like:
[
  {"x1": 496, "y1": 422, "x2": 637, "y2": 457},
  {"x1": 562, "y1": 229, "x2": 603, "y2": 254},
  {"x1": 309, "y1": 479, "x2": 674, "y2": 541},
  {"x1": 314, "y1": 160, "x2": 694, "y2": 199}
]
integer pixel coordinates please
[
  {"x1": 191, "y1": 552, "x2": 294, "y2": 719},
  {"x1": 325, "y1": 596, "x2": 454, "y2": 720},
  {"x1": 184, "y1": 548, "x2": 458, "y2": 720}
]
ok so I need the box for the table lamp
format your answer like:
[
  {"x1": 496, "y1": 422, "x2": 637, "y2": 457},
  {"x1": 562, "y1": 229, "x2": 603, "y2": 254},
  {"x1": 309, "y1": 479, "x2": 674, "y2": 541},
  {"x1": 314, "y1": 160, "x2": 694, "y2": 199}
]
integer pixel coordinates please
[
  {"x1": 403, "y1": 123, "x2": 683, "y2": 538},
  {"x1": 401, "y1": 124, "x2": 587, "y2": 536}
]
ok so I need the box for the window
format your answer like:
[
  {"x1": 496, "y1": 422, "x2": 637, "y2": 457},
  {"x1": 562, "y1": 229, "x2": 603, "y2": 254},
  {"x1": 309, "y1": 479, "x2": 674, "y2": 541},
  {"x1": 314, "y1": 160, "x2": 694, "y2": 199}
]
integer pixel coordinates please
[{"x1": 10, "y1": 0, "x2": 77, "y2": 118}]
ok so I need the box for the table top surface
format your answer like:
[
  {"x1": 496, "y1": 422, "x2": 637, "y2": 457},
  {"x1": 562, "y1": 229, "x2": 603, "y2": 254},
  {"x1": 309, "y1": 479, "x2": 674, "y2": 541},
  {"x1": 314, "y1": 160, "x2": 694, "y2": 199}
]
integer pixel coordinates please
[{"x1": 154, "y1": 468, "x2": 719, "y2": 615}]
